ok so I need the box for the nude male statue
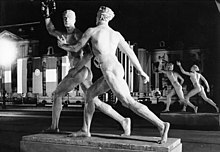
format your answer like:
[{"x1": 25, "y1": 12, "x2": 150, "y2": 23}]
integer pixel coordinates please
[
  {"x1": 41, "y1": 1, "x2": 131, "y2": 135},
  {"x1": 160, "y1": 63, "x2": 197, "y2": 113},
  {"x1": 61, "y1": 6, "x2": 170, "y2": 144},
  {"x1": 177, "y1": 62, "x2": 219, "y2": 113}
]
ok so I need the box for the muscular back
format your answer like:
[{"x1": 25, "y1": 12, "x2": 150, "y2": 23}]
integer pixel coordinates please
[
  {"x1": 90, "y1": 25, "x2": 120, "y2": 57},
  {"x1": 89, "y1": 25, "x2": 124, "y2": 76},
  {"x1": 190, "y1": 72, "x2": 201, "y2": 86}
]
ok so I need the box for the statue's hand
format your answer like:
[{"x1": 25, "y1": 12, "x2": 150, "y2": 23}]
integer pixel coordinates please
[
  {"x1": 176, "y1": 61, "x2": 181, "y2": 66},
  {"x1": 41, "y1": 0, "x2": 56, "y2": 18},
  {"x1": 57, "y1": 35, "x2": 67, "y2": 45},
  {"x1": 140, "y1": 71, "x2": 149, "y2": 84},
  {"x1": 207, "y1": 88, "x2": 210, "y2": 92},
  {"x1": 93, "y1": 57, "x2": 100, "y2": 68}
]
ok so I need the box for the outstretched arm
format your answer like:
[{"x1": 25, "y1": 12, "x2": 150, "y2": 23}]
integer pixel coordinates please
[
  {"x1": 200, "y1": 74, "x2": 210, "y2": 92},
  {"x1": 59, "y1": 28, "x2": 93, "y2": 52},
  {"x1": 57, "y1": 30, "x2": 83, "y2": 51},
  {"x1": 118, "y1": 33, "x2": 149, "y2": 83},
  {"x1": 176, "y1": 61, "x2": 190, "y2": 76},
  {"x1": 158, "y1": 69, "x2": 167, "y2": 74}
]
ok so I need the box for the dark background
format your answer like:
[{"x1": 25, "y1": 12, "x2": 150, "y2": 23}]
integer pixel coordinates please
[
  {"x1": 0, "y1": 0, "x2": 218, "y2": 48},
  {"x1": 0, "y1": 0, "x2": 220, "y2": 103}
]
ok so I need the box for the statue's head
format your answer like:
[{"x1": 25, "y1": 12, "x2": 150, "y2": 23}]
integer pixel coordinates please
[
  {"x1": 190, "y1": 64, "x2": 199, "y2": 72},
  {"x1": 63, "y1": 10, "x2": 76, "y2": 27},
  {"x1": 96, "y1": 6, "x2": 115, "y2": 24},
  {"x1": 166, "y1": 63, "x2": 174, "y2": 71}
]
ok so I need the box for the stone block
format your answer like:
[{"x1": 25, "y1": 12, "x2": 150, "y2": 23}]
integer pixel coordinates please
[
  {"x1": 160, "y1": 112, "x2": 220, "y2": 129},
  {"x1": 20, "y1": 133, "x2": 182, "y2": 152}
]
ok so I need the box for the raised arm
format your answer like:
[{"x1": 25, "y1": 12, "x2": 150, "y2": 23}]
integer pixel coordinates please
[
  {"x1": 41, "y1": 1, "x2": 62, "y2": 38},
  {"x1": 200, "y1": 74, "x2": 210, "y2": 92},
  {"x1": 45, "y1": 18, "x2": 63, "y2": 37},
  {"x1": 117, "y1": 33, "x2": 149, "y2": 83},
  {"x1": 176, "y1": 61, "x2": 191, "y2": 76}
]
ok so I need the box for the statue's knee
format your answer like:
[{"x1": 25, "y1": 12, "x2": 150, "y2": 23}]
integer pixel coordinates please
[
  {"x1": 123, "y1": 98, "x2": 136, "y2": 109},
  {"x1": 167, "y1": 95, "x2": 172, "y2": 100},
  {"x1": 52, "y1": 91, "x2": 58, "y2": 99},
  {"x1": 184, "y1": 99, "x2": 191, "y2": 105},
  {"x1": 52, "y1": 91, "x2": 63, "y2": 102},
  {"x1": 120, "y1": 98, "x2": 129, "y2": 108},
  {"x1": 184, "y1": 94, "x2": 189, "y2": 100},
  {"x1": 86, "y1": 101, "x2": 95, "y2": 114},
  {"x1": 80, "y1": 67, "x2": 90, "y2": 80},
  {"x1": 86, "y1": 69, "x2": 93, "y2": 81},
  {"x1": 121, "y1": 102, "x2": 129, "y2": 108},
  {"x1": 52, "y1": 91, "x2": 56, "y2": 101},
  {"x1": 85, "y1": 92, "x2": 91, "y2": 101},
  {"x1": 182, "y1": 100, "x2": 188, "y2": 105},
  {"x1": 93, "y1": 98, "x2": 102, "y2": 107},
  {"x1": 94, "y1": 101, "x2": 103, "y2": 111}
]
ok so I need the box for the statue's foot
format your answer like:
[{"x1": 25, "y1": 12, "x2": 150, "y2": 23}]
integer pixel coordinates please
[
  {"x1": 121, "y1": 118, "x2": 131, "y2": 136},
  {"x1": 215, "y1": 107, "x2": 219, "y2": 113},
  {"x1": 158, "y1": 122, "x2": 170, "y2": 144},
  {"x1": 180, "y1": 105, "x2": 187, "y2": 112},
  {"x1": 162, "y1": 109, "x2": 170, "y2": 113},
  {"x1": 68, "y1": 130, "x2": 91, "y2": 137},
  {"x1": 194, "y1": 106, "x2": 198, "y2": 114},
  {"x1": 181, "y1": 108, "x2": 186, "y2": 112},
  {"x1": 42, "y1": 127, "x2": 60, "y2": 133}
]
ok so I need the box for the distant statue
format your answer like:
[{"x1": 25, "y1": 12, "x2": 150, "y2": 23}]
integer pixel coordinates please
[{"x1": 177, "y1": 62, "x2": 219, "y2": 113}]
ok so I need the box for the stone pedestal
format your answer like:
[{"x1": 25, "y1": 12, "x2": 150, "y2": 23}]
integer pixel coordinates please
[
  {"x1": 20, "y1": 133, "x2": 182, "y2": 152},
  {"x1": 160, "y1": 112, "x2": 220, "y2": 129}
]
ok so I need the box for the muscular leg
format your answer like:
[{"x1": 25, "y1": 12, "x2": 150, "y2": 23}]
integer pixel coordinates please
[
  {"x1": 104, "y1": 71, "x2": 169, "y2": 144},
  {"x1": 200, "y1": 87, "x2": 219, "y2": 112},
  {"x1": 68, "y1": 52, "x2": 93, "y2": 77},
  {"x1": 69, "y1": 76, "x2": 131, "y2": 137},
  {"x1": 43, "y1": 67, "x2": 90, "y2": 132},
  {"x1": 175, "y1": 86, "x2": 197, "y2": 112},
  {"x1": 163, "y1": 89, "x2": 175, "y2": 112},
  {"x1": 184, "y1": 87, "x2": 201, "y2": 113}
]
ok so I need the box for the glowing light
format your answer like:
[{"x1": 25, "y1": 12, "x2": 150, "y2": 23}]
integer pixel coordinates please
[{"x1": 0, "y1": 38, "x2": 17, "y2": 66}]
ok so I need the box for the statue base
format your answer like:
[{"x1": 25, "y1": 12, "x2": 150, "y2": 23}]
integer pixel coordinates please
[
  {"x1": 20, "y1": 133, "x2": 182, "y2": 152},
  {"x1": 160, "y1": 112, "x2": 220, "y2": 129}
]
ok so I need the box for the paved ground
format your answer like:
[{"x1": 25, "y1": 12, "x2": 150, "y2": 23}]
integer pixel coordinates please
[{"x1": 0, "y1": 105, "x2": 220, "y2": 152}]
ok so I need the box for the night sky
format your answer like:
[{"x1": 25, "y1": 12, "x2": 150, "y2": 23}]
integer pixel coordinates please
[
  {"x1": 0, "y1": 0, "x2": 220, "y2": 101},
  {"x1": 0, "y1": 0, "x2": 219, "y2": 49}
]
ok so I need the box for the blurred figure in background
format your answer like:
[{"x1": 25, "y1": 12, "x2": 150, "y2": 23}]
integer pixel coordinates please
[{"x1": 177, "y1": 62, "x2": 219, "y2": 113}]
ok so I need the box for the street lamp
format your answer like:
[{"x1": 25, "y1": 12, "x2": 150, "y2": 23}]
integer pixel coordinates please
[{"x1": 0, "y1": 38, "x2": 17, "y2": 109}]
